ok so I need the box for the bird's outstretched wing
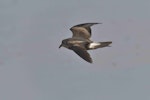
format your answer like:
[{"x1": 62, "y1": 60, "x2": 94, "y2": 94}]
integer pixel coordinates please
[
  {"x1": 71, "y1": 45, "x2": 92, "y2": 63},
  {"x1": 70, "y1": 23, "x2": 102, "y2": 39}
]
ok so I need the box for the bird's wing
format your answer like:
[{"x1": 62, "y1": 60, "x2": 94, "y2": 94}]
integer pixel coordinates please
[
  {"x1": 71, "y1": 45, "x2": 92, "y2": 63},
  {"x1": 70, "y1": 23, "x2": 101, "y2": 39}
]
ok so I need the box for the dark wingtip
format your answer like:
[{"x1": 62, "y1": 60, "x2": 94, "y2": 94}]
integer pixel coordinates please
[
  {"x1": 90, "y1": 22, "x2": 102, "y2": 25},
  {"x1": 72, "y1": 22, "x2": 102, "y2": 28},
  {"x1": 82, "y1": 56, "x2": 93, "y2": 64},
  {"x1": 89, "y1": 61, "x2": 93, "y2": 64},
  {"x1": 87, "y1": 59, "x2": 93, "y2": 64}
]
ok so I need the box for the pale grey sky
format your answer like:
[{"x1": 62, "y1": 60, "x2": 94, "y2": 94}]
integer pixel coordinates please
[{"x1": 0, "y1": 0, "x2": 150, "y2": 100}]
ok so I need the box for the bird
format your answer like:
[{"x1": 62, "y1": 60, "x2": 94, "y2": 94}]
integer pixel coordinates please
[{"x1": 59, "y1": 23, "x2": 112, "y2": 63}]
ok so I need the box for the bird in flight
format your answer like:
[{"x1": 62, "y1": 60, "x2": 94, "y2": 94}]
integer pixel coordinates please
[{"x1": 59, "y1": 23, "x2": 112, "y2": 63}]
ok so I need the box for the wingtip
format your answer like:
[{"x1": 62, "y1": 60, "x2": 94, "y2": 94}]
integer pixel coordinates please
[
  {"x1": 87, "y1": 59, "x2": 93, "y2": 64},
  {"x1": 89, "y1": 61, "x2": 93, "y2": 64},
  {"x1": 86, "y1": 22, "x2": 102, "y2": 25},
  {"x1": 71, "y1": 22, "x2": 102, "y2": 28},
  {"x1": 91, "y1": 22, "x2": 102, "y2": 25}
]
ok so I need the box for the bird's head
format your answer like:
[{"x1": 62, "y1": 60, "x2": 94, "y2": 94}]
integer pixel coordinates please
[{"x1": 59, "y1": 39, "x2": 69, "y2": 48}]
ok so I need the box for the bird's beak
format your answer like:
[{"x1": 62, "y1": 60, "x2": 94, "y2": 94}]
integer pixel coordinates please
[{"x1": 59, "y1": 44, "x2": 62, "y2": 48}]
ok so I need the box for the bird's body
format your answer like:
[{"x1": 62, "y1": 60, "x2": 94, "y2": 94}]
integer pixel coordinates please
[{"x1": 59, "y1": 23, "x2": 112, "y2": 63}]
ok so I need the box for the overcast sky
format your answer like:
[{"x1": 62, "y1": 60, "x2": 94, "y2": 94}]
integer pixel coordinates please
[{"x1": 0, "y1": 0, "x2": 150, "y2": 100}]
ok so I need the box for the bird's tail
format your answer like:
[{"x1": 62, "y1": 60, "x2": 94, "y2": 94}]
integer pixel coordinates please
[{"x1": 88, "y1": 41, "x2": 112, "y2": 49}]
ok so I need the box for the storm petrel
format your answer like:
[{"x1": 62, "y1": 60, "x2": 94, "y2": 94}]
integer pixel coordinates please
[{"x1": 59, "y1": 23, "x2": 112, "y2": 63}]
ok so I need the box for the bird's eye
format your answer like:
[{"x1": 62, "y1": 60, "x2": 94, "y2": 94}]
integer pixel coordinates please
[
  {"x1": 62, "y1": 41, "x2": 65, "y2": 44},
  {"x1": 62, "y1": 40, "x2": 67, "y2": 44}
]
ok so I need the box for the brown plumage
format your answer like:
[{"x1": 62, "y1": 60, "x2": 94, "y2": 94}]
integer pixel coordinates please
[{"x1": 59, "y1": 23, "x2": 112, "y2": 63}]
